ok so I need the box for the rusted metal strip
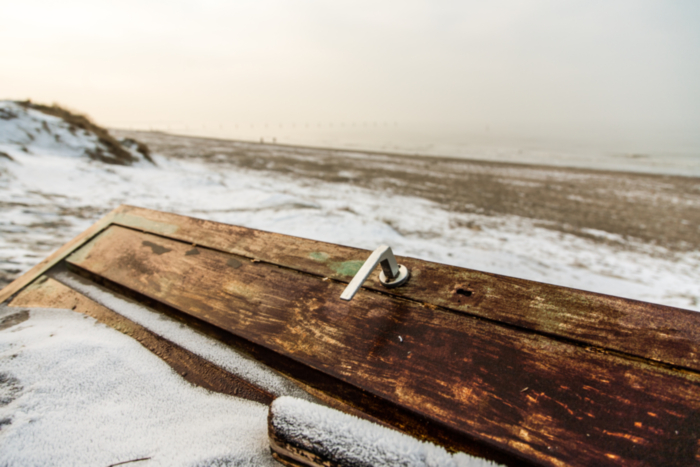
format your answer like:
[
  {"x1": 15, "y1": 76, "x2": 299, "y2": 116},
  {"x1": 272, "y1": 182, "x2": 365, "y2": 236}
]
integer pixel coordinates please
[
  {"x1": 64, "y1": 224, "x2": 700, "y2": 467},
  {"x1": 107, "y1": 206, "x2": 700, "y2": 373}
]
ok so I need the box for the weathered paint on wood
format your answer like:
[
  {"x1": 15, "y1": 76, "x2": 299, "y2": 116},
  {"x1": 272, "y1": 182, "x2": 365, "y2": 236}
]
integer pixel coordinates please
[
  {"x1": 105, "y1": 205, "x2": 700, "y2": 374},
  {"x1": 65, "y1": 224, "x2": 700, "y2": 467},
  {"x1": 8, "y1": 274, "x2": 274, "y2": 404}
]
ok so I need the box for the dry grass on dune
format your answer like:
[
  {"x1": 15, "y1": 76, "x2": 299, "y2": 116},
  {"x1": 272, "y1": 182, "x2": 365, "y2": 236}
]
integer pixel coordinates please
[{"x1": 16, "y1": 100, "x2": 153, "y2": 165}]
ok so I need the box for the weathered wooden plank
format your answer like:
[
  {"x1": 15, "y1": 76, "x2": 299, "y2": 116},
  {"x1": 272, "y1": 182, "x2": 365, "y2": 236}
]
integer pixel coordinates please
[
  {"x1": 108, "y1": 205, "x2": 700, "y2": 373},
  {"x1": 0, "y1": 206, "x2": 126, "y2": 304},
  {"x1": 66, "y1": 225, "x2": 700, "y2": 466},
  {"x1": 8, "y1": 274, "x2": 274, "y2": 404},
  {"x1": 4, "y1": 203, "x2": 696, "y2": 373}
]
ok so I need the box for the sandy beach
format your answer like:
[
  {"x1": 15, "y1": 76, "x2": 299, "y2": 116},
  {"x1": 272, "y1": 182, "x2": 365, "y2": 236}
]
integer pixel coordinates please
[{"x1": 118, "y1": 130, "x2": 700, "y2": 255}]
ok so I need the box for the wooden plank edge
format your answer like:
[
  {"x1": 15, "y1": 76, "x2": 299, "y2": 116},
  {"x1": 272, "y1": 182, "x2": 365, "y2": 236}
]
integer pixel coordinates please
[
  {"x1": 266, "y1": 404, "x2": 505, "y2": 467},
  {"x1": 0, "y1": 205, "x2": 128, "y2": 304},
  {"x1": 269, "y1": 431, "x2": 330, "y2": 467},
  {"x1": 285, "y1": 379, "x2": 397, "y2": 431}
]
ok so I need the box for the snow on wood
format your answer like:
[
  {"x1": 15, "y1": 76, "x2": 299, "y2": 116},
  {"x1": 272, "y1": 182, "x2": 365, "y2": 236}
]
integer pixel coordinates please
[
  {"x1": 0, "y1": 306, "x2": 276, "y2": 466},
  {"x1": 269, "y1": 396, "x2": 502, "y2": 467}
]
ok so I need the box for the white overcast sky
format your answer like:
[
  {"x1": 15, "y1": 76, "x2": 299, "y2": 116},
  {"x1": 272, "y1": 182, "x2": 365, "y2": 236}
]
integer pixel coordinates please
[{"x1": 2, "y1": 0, "x2": 699, "y2": 136}]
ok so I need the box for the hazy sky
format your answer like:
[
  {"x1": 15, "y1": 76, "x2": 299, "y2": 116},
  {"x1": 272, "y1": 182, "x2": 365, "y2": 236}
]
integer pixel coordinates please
[{"x1": 3, "y1": 0, "x2": 699, "y2": 136}]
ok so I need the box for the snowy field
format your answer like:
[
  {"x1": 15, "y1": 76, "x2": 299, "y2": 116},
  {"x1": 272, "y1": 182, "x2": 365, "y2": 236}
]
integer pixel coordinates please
[
  {"x1": 1, "y1": 100, "x2": 699, "y2": 465},
  {"x1": 1, "y1": 101, "x2": 699, "y2": 311}
]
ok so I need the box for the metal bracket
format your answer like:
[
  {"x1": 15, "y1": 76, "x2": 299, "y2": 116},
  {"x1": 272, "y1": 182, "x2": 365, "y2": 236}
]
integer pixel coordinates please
[{"x1": 340, "y1": 245, "x2": 410, "y2": 301}]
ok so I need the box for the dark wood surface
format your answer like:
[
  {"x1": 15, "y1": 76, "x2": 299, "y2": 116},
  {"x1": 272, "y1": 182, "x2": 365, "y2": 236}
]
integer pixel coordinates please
[
  {"x1": 4, "y1": 204, "x2": 696, "y2": 373},
  {"x1": 105, "y1": 205, "x2": 700, "y2": 374},
  {"x1": 65, "y1": 224, "x2": 700, "y2": 466},
  {"x1": 9, "y1": 273, "x2": 274, "y2": 405}
]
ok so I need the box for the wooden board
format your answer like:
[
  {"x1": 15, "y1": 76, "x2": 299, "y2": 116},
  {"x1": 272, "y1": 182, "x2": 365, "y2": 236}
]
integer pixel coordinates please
[
  {"x1": 4, "y1": 204, "x2": 699, "y2": 373},
  {"x1": 102, "y1": 205, "x2": 700, "y2": 374},
  {"x1": 63, "y1": 224, "x2": 700, "y2": 467}
]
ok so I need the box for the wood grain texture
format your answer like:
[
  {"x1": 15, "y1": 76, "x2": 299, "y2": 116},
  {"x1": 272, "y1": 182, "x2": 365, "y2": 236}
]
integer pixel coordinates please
[
  {"x1": 269, "y1": 422, "x2": 333, "y2": 467},
  {"x1": 66, "y1": 225, "x2": 700, "y2": 467},
  {"x1": 8, "y1": 274, "x2": 274, "y2": 404},
  {"x1": 108, "y1": 205, "x2": 700, "y2": 373},
  {"x1": 0, "y1": 206, "x2": 125, "y2": 304},
  {"x1": 269, "y1": 449, "x2": 317, "y2": 467}
]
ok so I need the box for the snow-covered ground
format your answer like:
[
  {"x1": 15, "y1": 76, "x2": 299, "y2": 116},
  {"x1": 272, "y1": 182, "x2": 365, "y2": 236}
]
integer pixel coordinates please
[
  {"x1": 1, "y1": 100, "x2": 699, "y2": 310},
  {"x1": 1, "y1": 100, "x2": 699, "y2": 465}
]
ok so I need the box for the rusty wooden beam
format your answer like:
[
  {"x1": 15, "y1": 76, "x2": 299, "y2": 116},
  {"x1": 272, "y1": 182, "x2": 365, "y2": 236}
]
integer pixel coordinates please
[{"x1": 63, "y1": 224, "x2": 700, "y2": 466}]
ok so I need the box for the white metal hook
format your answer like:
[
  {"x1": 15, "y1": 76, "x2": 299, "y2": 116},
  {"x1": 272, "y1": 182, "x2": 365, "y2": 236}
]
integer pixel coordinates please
[{"x1": 340, "y1": 245, "x2": 410, "y2": 301}]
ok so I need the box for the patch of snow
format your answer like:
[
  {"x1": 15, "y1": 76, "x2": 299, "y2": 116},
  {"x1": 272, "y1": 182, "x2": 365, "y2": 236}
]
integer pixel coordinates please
[
  {"x1": 580, "y1": 228, "x2": 627, "y2": 243},
  {"x1": 0, "y1": 101, "x2": 149, "y2": 164},
  {"x1": 0, "y1": 101, "x2": 91, "y2": 160},
  {"x1": 271, "y1": 396, "x2": 501, "y2": 467},
  {"x1": 0, "y1": 306, "x2": 276, "y2": 466}
]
